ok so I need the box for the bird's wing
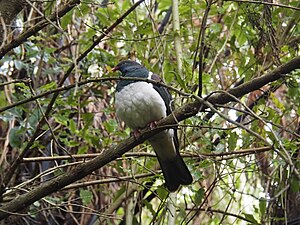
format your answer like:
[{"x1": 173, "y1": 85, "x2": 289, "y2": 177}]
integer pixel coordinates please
[
  {"x1": 150, "y1": 73, "x2": 172, "y2": 115},
  {"x1": 150, "y1": 73, "x2": 179, "y2": 151}
]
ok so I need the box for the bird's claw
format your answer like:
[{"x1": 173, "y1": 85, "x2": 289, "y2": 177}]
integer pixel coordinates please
[
  {"x1": 131, "y1": 120, "x2": 160, "y2": 139},
  {"x1": 148, "y1": 121, "x2": 158, "y2": 129},
  {"x1": 131, "y1": 129, "x2": 141, "y2": 139}
]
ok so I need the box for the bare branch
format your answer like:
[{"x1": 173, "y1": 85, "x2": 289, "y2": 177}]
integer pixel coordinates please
[
  {"x1": 224, "y1": 0, "x2": 300, "y2": 11},
  {"x1": 21, "y1": 146, "x2": 273, "y2": 162},
  {"x1": 0, "y1": 55, "x2": 299, "y2": 220},
  {"x1": 1, "y1": 0, "x2": 146, "y2": 194},
  {"x1": 0, "y1": 0, "x2": 80, "y2": 60}
]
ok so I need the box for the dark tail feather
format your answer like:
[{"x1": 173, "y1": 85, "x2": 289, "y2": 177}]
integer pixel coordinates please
[{"x1": 158, "y1": 154, "x2": 193, "y2": 192}]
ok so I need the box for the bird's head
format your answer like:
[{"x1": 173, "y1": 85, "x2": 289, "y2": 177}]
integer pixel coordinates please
[{"x1": 112, "y1": 60, "x2": 143, "y2": 74}]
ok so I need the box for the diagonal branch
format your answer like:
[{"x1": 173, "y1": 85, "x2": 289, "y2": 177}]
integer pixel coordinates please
[
  {"x1": 1, "y1": 0, "x2": 146, "y2": 193},
  {"x1": 0, "y1": 55, "x2": 299, "y2": 220},
  {"x1": 224, "y1": 0, "x2": 300, "y2": 11}
]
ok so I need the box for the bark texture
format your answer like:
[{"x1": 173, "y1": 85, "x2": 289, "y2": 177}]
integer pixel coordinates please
[{"x1": 0, "y1": 0, "x2": 25, "y2": 44}]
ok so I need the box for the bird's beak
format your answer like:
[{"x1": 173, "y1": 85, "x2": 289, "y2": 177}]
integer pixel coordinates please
[{"x1": 111, "y1": 66, "x2": 118, "y2": 72}]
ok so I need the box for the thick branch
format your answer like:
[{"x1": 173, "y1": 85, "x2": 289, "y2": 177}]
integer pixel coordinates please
[
  {"x1": 0, "y1": 55, "x2": 299, "y2": 220},
  {"x1": 209, "y1": 56, "x2": 300, "y2": 104},
  {"x1": 1, "y1": 0, "x2": 146, "y2": 191},
  {"x1": 167, "y1": 56, "x2": 300, "y2": 126}
]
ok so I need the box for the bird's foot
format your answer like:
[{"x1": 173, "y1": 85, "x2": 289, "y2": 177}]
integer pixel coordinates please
[
  {"x1": 148, "y1": 121, "x2": 158, "y2": 130},
  {"x1": 131, "y1": 120, "x2": 161, "y2": 139},
  {"x1": 131, "y1": 129, "x2": 142, "y2": 139}
]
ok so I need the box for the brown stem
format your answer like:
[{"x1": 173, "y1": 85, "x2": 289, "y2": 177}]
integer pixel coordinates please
[
  {"x1": 1, "y1": 0, "x2": 145, "y2": 195},
  {"x1": 0, "y1": 55, "x2": 299, "y2": 220}
]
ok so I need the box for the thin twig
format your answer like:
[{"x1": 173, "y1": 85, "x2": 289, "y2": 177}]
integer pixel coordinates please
[
  {"x1": 27, "y1": 83, "x2": 74, "y2": 159},
  {"x1": 3, "y1": 162, "x2": 81, "y2": 200},
  {"x1": 208, "y1": 8, "x2": 238, "y2": 74},
  {"x1": 1, "y1": 0, "x2": 146, "y2": 194},
  {"x1": 62, "y1": 172, "x2": 154, "y2": 190},
  {"x1": 225, "y1": 0, "x2": 300, "y2": 11},
  {"x1": 216, "y1": 90, "x2": 300, "y2": 181},
  {"x1": 24, "y1": 0, "x2": 65, "y2": 33},
  {"x1": 0, "y1": 76, "x2": 189, "y2": 114},
  {"x1": 0, "y1": 78, "x2": 31, "y2": 88},
  {"x1": 0, "y1": 55, "x2": 299, "y2": 219},
  {"x1": 188, "y1": 207, "x2": 262, "y2": 224},
  {"x1": 22, "y1": 146, "x2": 272, "y2": 162},
  {"x1": 0, "y1": 0, "x2": 81, "y2": 60},
  {"x1": 192, "y1": 0, "x2": 214, "y2": 97}
]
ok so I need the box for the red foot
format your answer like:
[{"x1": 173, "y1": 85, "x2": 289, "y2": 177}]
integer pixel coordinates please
[
  {"x1": 131, "y1": 120, "x2": 162, "y2": 138},
  {"x1": 131, "y1": 129, "x2": 141, "y2": 139},
  {"x1": 148, "y1": 121, "x2": 158, "y2": 129}
]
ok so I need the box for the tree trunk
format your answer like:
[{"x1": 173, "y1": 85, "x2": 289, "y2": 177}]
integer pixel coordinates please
[{"x1": 0, "y1": 0, "x2": 25, "y2": 44}]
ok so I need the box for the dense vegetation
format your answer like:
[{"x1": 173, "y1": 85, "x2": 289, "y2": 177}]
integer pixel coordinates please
[{"x1": 0, "y1": 0, "x2": 299, "y2": 224}]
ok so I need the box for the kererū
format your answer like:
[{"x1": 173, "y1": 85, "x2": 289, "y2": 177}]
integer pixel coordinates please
[{"x1": 113, "y1": 60, "x2": 192, "y2": 192}]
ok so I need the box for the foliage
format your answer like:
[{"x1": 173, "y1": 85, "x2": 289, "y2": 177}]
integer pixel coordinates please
[{"x1": 0, "y1": 0, "x2": 299, "y2": 224}]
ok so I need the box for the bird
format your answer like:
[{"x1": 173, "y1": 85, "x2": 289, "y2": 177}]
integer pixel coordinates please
[{"x1": 113, "y1": 60, "x2": 192, "y2": 192}]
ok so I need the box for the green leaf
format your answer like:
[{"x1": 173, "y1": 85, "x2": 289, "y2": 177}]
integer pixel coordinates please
[
  {"x1": 136, "y1": 21, "x2": 152, "y2": 35},
  {"x1": 39, "y1": 81, "x2": 57, "y2": 92},
  {"x1": 194, "y1": 188, "x2": 205, "y2": 205},
  {"x1": 228, "y1": 131, "x2": 238, "y2": 150},
  {"x1": 54, "y1": 114, "x2": 68, "y2": 126},
  {"x1": 243, "y1": 213, "x2": 258, "y2": 224},
  {"x1": 0, "y1": 91, "x2": 7, "y2": 107},
  {"x1": 163, "y1": 61, "x2": 174, "y2": 84},
  {"x1": 77, "y1": 145, "x2": 88, "y2": 154},
  {"x1": 259, "y1": 199, "x2": 266, "y2": 215},
  {"x1": 96, "y1": 11, "x2": 111, "y2": 26},
  {"x1": 82, "y1": 113, "x2": 94, "y2": 128},
  {"x1": 15, "y1": 83, "x2": 31, "y2": 97},
  {"x1": 158, "y1": 0, "x2": 172, "y2": 10},
  {"x1": 60, "y1": 10, "x2": 74, "y2": 29},
  {"x1": 237, "y1": 29, "x2": 247, "y2": 46},
  {"x1": 270, "y1": 92, "x2": 285, "y2": 112},
  {"x1": 179, "y1": 5, "x2": 190, "y2": 15},
  {"x1": 103, "y1": 120, "x2": 117, "y2": 133},
  {"x1": 156, "y1": 186, "x2": 168, "y2": 199},
  {"x1": 68, "y1": 119, "x2": 77, "y2": 134},
  {"x1": 172, "y1": 71, "x2": 187, "y2": 91},
  {"x1": 80, "y1": 189, "x2": 93, "y2": 206},
  {"x1": 210, "y1": 23, "x2": 222, "y2": 34},
  {"x1": 290, "y1": 176, "x2": 300, "y2": 193},
  {"x1": 9, "y1": 127, "x2": 24, "y2": 148},
  {"x1": 28, "y1": 108, "x2": 41, "y2": 129}
]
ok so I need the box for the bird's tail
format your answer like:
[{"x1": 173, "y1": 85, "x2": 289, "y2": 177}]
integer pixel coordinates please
[
  {"x1": 149, "y1": 130, "x2": 192, "y2": 192},
  {"x1": 157, "y1": 153, "x2": 193, "y2": 192}
]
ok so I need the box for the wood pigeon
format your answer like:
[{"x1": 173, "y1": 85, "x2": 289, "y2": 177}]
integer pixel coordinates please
[{"x1": 113, "y1": 60, "x2": 192, "y2": 192}]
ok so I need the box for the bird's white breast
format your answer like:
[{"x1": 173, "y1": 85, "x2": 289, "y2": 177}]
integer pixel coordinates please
[{"x1": 115, "y1": 82, "x2": 167, "y2": 129}]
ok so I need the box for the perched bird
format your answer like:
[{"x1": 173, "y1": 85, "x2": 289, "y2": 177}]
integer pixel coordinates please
[{"x1": 113, "y1": 60, "x2": 192, "y2": 192}]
